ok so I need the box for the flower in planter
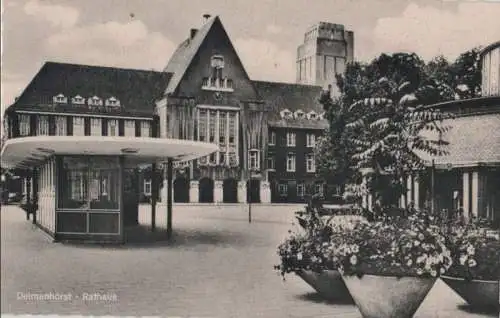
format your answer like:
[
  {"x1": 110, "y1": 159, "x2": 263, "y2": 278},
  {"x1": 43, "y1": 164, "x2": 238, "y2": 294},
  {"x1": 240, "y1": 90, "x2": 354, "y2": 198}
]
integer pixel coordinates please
[
  {"x1": 445, "y1": 219, "x2": 500, "y2": 281},
  {"x1": 328, "y1": 211, "x2": 452, "y2": 278}
]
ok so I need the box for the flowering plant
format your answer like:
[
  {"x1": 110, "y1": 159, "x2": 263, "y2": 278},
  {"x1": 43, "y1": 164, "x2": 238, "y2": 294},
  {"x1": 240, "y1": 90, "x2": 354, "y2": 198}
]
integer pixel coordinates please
[
  {"x1": 445, "y1": 219, "x2": 500, "y2": 281},
  {"x1": 327, "y1": 211, "x2": 452, "y2": 278}
]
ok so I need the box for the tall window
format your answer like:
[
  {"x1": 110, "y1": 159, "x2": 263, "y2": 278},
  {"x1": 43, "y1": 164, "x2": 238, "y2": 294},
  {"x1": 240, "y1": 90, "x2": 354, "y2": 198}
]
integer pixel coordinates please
[
  {"x1": 209, "y1": 111, "x2": 216, "y2": 142},
  {"x1": 315, "y1": 183, "x2": 324, "y2": 197},
  {"x1": 306, "y1": 133, "x2": 316, "y2": 147},
  {"x1": 228, "y1": 152, "x2": 238, "y2": 166},
  {"x1": 144, "y1": 179, "x2": 152, "y2": 196},
  {"x1": 73, "y1": 117, "x2": 85, "y2": 136},
  {"x1": 267, "y1": 155, "x2": 275, "y2": 170},
  {"x1": 18, "y1": 114, "x2": 30, "y2": 136},
  {"x1": 286, "y1": 153, "x2": 296, "y2": 172},
  {"x1": 37, "y1": 115, "x2": 49, "y2": 135},
  {"x1": 248, "y1": 150, "x2": 260, "y2": 170},
  {"x1": 269, "y1": 131, "x2": 276, "y2": 145},
  {"x1": 297, "y1": 183, "x2": 305, "y2": 197},
  {"x1": 198, "y1": 109, "x2": 207, "y2": 141},
  {"x1": 141, "y1": 121, "x2": 151, "y2": 137},
  {"x1": 108, "y1": 119, "x2": 118, "y2": 136},
  {"x1": 55, "y1": 116, "x2": 66, "y2": 136},
  {"x1": 124, "y1": 120, "x2": 135, "y2": 137},
  {"x1": 219, "y1": 111, "x2": 227, "y2": 144},
  {"x1": 228, "y1": 113, "x2": 236, "y2": 144},
  {"x1": 90, "y1": 118, "x2": 101, "y2": 136},
  {"x1": 278, "y1": 183, "x2": 288, "y2": 196},
  {"x1": 286, "y1": 132, "x2": 296, "y2": 147},
  {"x1": 306, "y1": 153, "x2": 316, "y2": 173},
  {"x1": 219, "y1": 152, "x2": 226, "y2": 165}
]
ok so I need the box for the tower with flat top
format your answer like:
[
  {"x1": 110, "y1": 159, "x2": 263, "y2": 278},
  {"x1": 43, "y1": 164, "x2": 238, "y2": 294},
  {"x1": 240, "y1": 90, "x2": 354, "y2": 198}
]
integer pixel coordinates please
[{"x1": 296, "y1": 22, "x2": 354, "y2": 96}]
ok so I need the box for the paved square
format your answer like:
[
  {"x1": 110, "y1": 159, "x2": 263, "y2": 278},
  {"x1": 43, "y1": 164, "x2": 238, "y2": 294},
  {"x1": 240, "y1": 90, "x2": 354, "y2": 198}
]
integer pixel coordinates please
[{"x1": 1, "y1": 204, "x2": 496, "y2": 317}]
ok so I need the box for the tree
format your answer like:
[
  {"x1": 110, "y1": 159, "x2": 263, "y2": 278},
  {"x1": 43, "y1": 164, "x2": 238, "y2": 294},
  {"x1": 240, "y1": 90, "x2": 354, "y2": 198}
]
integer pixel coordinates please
[{"x1": 317, "y1": 52, "x2": 453, "y2": 209}]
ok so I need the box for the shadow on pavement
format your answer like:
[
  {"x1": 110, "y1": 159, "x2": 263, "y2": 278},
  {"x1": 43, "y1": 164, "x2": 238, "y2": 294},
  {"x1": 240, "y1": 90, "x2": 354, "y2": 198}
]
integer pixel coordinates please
[
  {"x1": 60, "y1": 226, "x2": 250, "y2": 249},
  {"x1": 294, "y1": 292, "x2": 355, "y2": 306},
  {"x1": 457, "y1": 304, "x2": 500, "y2": 317}
]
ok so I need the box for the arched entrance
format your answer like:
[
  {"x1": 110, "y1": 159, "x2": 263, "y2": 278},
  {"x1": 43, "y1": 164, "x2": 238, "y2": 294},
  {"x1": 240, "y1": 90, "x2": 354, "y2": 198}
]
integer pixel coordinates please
[
  {"x1": 223, "y1": 178, "x2": 238, "y2": 203},
  {"x1": 199, "y1": 178, "x2": 214, "y2": 203},
  {"x1": 174, "y1": 177, "x2": 189, "y2": 203},
  {"x1": 247, "y1": 179, "x2": 260, "y2": 203}
]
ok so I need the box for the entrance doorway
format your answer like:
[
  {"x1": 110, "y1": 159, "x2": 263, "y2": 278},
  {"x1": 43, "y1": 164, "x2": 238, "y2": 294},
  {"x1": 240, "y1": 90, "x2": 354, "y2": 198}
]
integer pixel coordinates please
[
  {"x1": 223, "y1": 178, "x2": 238, "y2": 203},
  {"x1": 174, "y1": 177, "x2": 189, "y2": 203},
  {"x1": 199, "y1": 178, "x2": 214, "y2": 203},
  {"x1": 247, "y1": 179, "x2": 260, "y2": 203}
]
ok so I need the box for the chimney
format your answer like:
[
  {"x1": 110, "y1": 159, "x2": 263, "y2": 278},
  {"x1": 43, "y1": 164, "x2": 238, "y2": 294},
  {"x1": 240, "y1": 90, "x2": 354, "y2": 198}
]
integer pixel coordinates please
[
  {"x1": 190, "y1": 28, "x2": 198, "y2": 39},
  {"x1": 203, "y1": 14, "x2": 211, "y2": 22}
]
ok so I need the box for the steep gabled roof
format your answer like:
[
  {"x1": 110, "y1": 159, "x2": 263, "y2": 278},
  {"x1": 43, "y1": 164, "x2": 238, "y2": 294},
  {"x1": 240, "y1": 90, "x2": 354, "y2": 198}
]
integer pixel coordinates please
[
  {"x1": 163, "y1": 16, "x2": 217, "y2": 95},
  {"x1": 7, "y1": 62, "x2": 172, "y2": 116}
]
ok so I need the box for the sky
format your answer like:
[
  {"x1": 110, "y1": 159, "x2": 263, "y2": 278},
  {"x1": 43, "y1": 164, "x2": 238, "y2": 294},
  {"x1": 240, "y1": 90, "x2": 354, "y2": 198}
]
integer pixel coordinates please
[{"x1": 1, "y1": 0, "x2": 500, "y2": 116}]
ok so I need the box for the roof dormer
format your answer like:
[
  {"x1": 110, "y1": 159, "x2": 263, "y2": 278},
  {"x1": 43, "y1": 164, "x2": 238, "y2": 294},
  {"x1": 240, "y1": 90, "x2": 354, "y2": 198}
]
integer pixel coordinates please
[
  {"x1": 318, "y1": 112, "x2": 325, "y2": 120},
  {"x1": 294, "y1": 109, "x2": 305, "y2": 119},
  {"x1": 280, "y1": 108, "x2": 293, "y2": 119},
  {"x1": 105, "y1": 96, "x2": 121, "y2": 107},
  {"x1": 53, "y1": 93, "x2": 67, "y2": 104},
  {"x1": 307, "y1": 111, "x2": 318, "y2": 120},
  {"x1": 71, "y1": 95, "x2": 85, "y2": 105},
  {"x1": 88, "y1": 96, "x2": 103, "y2": 106}
]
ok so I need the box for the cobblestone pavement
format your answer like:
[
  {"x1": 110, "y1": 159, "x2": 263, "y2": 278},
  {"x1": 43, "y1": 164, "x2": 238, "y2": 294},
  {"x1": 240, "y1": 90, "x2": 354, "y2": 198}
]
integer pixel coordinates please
[{"x1": 1, "y1": 204, "x2": 497, "y2": 317}]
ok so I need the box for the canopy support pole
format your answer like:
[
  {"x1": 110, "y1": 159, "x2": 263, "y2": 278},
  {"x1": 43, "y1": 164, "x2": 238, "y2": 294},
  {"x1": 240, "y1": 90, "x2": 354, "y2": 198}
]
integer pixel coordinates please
[
  {"x1": 151, "y1": 163, "x2": 157, "y2": 231},
  {"x1": 166, "y1": 158, "x2": 173, "y2": 239}
]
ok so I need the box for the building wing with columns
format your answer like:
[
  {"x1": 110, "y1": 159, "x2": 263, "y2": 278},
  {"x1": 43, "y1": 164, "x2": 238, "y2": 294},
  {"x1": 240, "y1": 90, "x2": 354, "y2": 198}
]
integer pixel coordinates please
[{"x1": 362, "y1": 41, "x2": 500, "y2": 223}]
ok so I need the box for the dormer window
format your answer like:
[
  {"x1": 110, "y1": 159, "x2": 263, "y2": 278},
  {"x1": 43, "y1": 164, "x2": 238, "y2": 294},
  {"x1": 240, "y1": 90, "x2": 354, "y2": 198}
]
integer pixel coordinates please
[
  {"x1": 202, "y1": 55, "x2": 233, "y2": 92},
  {"x1": 294, "y1": 110, "x2": 305, "y2": 119},
  {"x1": 71, "y1": 95, "x2": 85, "y2": 105},
  {"x1": 53, "y1": 94, "x2": 67, "y2": 104},
  {"x1": 105, "y1": 96, "x2": 120, "y2": 107},
  {"x1": 307, "y1": 111, "x2": 318, "y2": 120},
  {"x1": 88, "y1": 96, "x2": 103, "y2": 106},
  {"x1": 318, "y1": 112, "x2": 325, "y2": 120},
  {"x1": 280, "y1": 108, "x2": 293, "y2": 119}
]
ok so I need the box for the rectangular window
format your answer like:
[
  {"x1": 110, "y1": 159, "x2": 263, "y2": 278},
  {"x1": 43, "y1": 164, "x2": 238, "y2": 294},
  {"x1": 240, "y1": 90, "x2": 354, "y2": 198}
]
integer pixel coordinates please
[
  {"x1": 37, "y1": 115, "x2": 49, "y2": 136},
  {"x1": 267, "y1": 155, "x2": 275, "y2": 170},
  {"x1": 306, "y1": 153, "x2": 316, "y2": 173},
  {"x1": 228, "y1": 152, "x2": 238, "y2": 166},
  {"x1": 228, "y1": 112, "x2": 236, "y2": 144},
  {"x1": 219, "y1": 152, "x2": 226, "y2": 165},
  {"x1": 59, "y1": 156, "x2": 120, "y2": 210},
  {"x1": 306, "y1": 133, "x2": 316, "y2": 147},
  {"x1": 73, "y1": 117, "x2": 85, "y2": 136},
  {"x1": 144, "y1": 179, "x2": 152, "y2": 196},
  {"x1": 219, "y1": 111, "x2": 227, "y2": 144},
  {"x1": 315, "y1": 183, "x2": 324, "y2": 197},
  {"x1": 269, "y1": 131, "x2": 276, "y2": 145},
  {"x1": 278, "y1": 183, "x2": 288, "y2": 196},
  {"x1": 209, "y1": 110, "x2": 216, "y2": 142},
  {"x1": 90, "y1": 118, "x2": 101, "y2": 136},
  {"x1": 248, "y1": 150, "x2": 260, "y2": 170},
  {"x1": 286, "y1": 153, "x2": 296, "y2": 172},
  {"x1": 297, "y1": 183, "x2": 305, "y2": 197},
  {"x1": 55, "y1": 116, "x2": 66, "y2": 136},
  {"x1": 18, "y1": 114, "x2": 30, "y2": 136},
  {"x1": 108, "y1": 119, "x2": 118, "y2": 136},
  {"x1": 198, "y1": 109, "x2": 207, "y2": 141},
  {"x1": 140, "y1": 121, "x2": 151, "y2": 137},
  {"x1": 124, "y1": 120, "x2": 135, "y2": 137},
  {"x1": 286, "y1": 132, "x2": 296, "y2": 147}
]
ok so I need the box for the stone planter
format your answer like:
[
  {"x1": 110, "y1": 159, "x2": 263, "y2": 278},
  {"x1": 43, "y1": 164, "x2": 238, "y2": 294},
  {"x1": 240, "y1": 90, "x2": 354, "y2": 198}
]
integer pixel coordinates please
[
  {"x1": 441, "y1": 275, "x2": 499, "y2": 310},
  {"x1": 342, "y1": 274, "x2": 436, "y2": 318},
  {"x1": 296, "y1": 269, "x2": 352, "y2": 302}
]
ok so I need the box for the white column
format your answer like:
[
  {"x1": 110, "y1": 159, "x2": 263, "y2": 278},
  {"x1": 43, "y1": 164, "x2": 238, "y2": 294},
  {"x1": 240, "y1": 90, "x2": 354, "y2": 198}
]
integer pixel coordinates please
[
  {"x1": 260, "y1": 181, "x2": 271, "y2": 203},
  {"x1": 471, "y1": 171, "x2": 479, "y2": 218},
  {"x1": 189, "y1": 181, "x2": 199, "y2": 203},
  {"x1": 160, "y1": 179, "x2": 174, "y2": 205},
  {"x1": 463, "y1": 172, "x2": 470, "y2": 218},
  {"x1": 215, "y1": 111, "x2": 220, "y2": 164},
  {"x1": 361, "y1": 176, "x2": 368, "y2": 209},
  {"x1": 214, "y1": 180, "x2": 223, "y2": 203},
  {"x1": 406, "y1": 175, "x2": 413, "y2": 206},
  {"x1": 368, "y1": 194, "x2": 373, "y2": 211},
  {"x1": 237, "y1": 181, "x2": 247, "y2": 203},
  {"x1": 413, "y1": 176, "x2": 420, "y2": 210},
  {"x1": 400, "y1": 177, "x2": 406, "y2": 208}
]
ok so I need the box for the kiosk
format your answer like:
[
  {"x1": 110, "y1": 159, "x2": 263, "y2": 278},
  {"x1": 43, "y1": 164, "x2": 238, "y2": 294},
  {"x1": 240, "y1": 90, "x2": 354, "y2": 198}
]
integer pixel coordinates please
[{"x1": 1, "y1": 136, "x2": 218, "y2": 243}]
